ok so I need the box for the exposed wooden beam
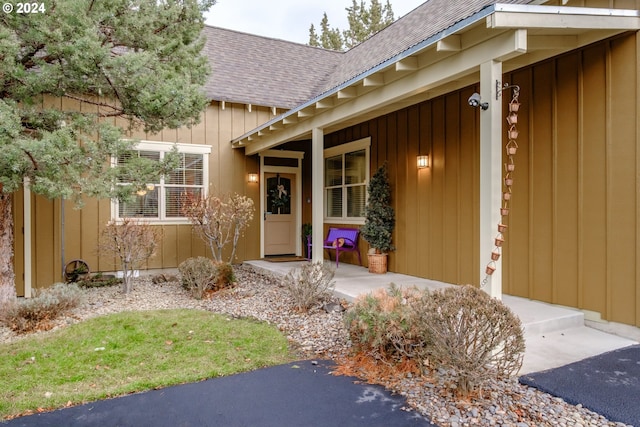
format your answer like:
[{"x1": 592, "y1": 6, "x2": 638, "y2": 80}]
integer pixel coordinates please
[
  {"x1": 269, "y1": 123, "x2": 283, "y2": 131},
  {"x1": 271, "y1": 106, "x2": 277, "y2": 115},
  {"x1": 297, "y1": 108, "x2": 315, "y2": 118},
  {"x1": 363, "y1": 74, "x2": 384, "y2": 87},
  {"x1": 247, "y1": 103, "x2": 252, "y2": 113},
  {"x1": 437, "y1": 35, "x2": 461, "y2": 52},
  {"x1": 395, "y1": 57, "x2": 419, "y2": 71},
  {"x1": 244, "y1": 29, "x2": 527, "y2": 155},
  {"x1": 282, "y1": 116, "x2": 298, "y2": 125},
  {"x1": 528, "y1": 35, "x2": 578, "y2": 50},
  {"x1": 337, "y1": 87, "x2": 357, "y2": 99},
  {"x1": 316, "y1": 98, "x2": 334, "y2": 109}
]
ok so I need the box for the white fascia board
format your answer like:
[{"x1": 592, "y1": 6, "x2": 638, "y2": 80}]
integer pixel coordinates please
[
  {"x1": 245, "y1": 29, "x2": 527, "y2": 155},
  {"x1": 488, "y1": 4, "x2": 640, "y2": 30}
]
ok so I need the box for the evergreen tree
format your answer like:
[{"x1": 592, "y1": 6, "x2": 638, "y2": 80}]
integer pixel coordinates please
[
  {"x1": 361, "y1": 163, "x2": 395, "y2": 254},
  {"x1": 0, "y1": 0, "x2": 215, "y2": 301},
  {"x1": 308, "y1": 0, "x2": 394, "y2": 51},
  {"x1": 309, "y1": 12, "x2": 343, "y2": 50}
]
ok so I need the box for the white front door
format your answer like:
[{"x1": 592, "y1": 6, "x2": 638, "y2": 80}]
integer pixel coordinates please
[{"x1": 264, "y1": 173, "x2": 296, "y2": 255}]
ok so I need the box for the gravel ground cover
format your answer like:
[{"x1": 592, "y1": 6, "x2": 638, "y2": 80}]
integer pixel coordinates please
[{"x1": 0, "y1": 264, "x2": 631, "y2": 427}]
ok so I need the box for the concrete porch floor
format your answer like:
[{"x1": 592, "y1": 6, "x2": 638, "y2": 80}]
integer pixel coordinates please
[{"x1": 245, "y1": 260, "x2": 638, "y2": 375}]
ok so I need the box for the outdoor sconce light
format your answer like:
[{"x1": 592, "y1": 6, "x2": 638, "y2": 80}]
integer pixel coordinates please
[
  {"x1": 468, "y1": 92, "x2": 489, "y2": 110},
  {"x1": 248, "y1": 173, "x2": 259, "y2": 183},
  {"x1": 417, "y1": 155, "x2": 430, "y2": 169}
]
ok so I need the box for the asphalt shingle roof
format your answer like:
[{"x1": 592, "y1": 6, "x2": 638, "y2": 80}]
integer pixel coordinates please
[
  {"x1": 202, "y1": 0, "x2": 532, "y2": 109},
  {"x1": 202, "y1": 27, "x2": 342, "y2": 109}
]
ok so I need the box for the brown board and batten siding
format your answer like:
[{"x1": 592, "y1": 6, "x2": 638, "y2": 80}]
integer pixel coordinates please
[
  {"x1": 326, "y1": 33, "x2": 639, "y2": 326},
  {"x1": 503, "y1": 33, "x2": 640, "y2": 326},
  {"x1": 324, "y1": 88, "x2": 482, "y2": 287},
  {"x1": 13, "y1": 100, "x2": 270, "y2": 293}
]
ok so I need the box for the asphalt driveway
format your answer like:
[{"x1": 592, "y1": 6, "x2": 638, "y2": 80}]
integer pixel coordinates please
[{"x1": 2, "y1": 360, "x2": 434, "y2": 427}]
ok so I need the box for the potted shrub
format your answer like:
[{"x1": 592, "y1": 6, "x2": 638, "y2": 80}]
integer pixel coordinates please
[{"x1": 361, "y1": 163, "x2": 395, "y2": 273}]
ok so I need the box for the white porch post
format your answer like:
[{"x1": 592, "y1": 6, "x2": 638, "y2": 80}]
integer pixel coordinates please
[
  {"x1": 479, "y1": 60, "x2": 503, "y2": 299},
  {"x1": 311, "y1": 128, "x2": 324, "y2": 263},
  {"x1": 23, "y1": 178, "x2": 32, "y2": 298}
]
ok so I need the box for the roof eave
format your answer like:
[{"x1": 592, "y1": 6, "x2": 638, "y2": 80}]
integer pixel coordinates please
[{"x1": 232, "y1": 3, "x2": 640, "y2": 153}]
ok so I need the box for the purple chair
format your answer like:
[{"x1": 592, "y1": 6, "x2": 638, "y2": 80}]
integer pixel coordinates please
[{"x1": 307, "y1": 227, "x2": 362, "y2": 267}]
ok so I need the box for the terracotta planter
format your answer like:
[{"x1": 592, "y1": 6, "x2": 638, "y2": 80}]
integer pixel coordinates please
[
  {"x1": 503, "y1": 192, "x2": 511, "y2": 201},
  {"x1": 495, "y1": 234, "x2": 504, "y2": 247},
  {"x1": 505, "y1": 162, "x2": 515, "y2": 172},
  {"x1": 504, "y1": 176, "x2": 514, "y2": 186},
  {"x1": 491, "y1": 250, "x2": 501, "y2": 261},
  {"x1": 508, "y1": 127, "x2": 519, "y2": 139},
  {"x1": 506, "y1": 140, "x2": 518, "y2": 155},
  {"x1": 507, "y1": 112, "x2": 518, "y2": 125},
  {"x1": 368, "y1": 253, "x2": 388, "y2": 274},
  {"x1": 497, "y1": 223, "x2": 508, "y2": 233},
  {"x1": 509, "y1": 102, "x2": 520, "y2": 112},
  {"x1": 500, "y1": 207, "x2": 509, "y2": 216}
]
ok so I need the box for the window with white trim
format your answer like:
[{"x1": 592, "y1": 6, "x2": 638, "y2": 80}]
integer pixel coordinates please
[
  {"x1": 324, "y1": 137, "x2": 370, "y2": 224},
  {"x1": 113, "y1": 141, "x2": 211, "y2": 223}
]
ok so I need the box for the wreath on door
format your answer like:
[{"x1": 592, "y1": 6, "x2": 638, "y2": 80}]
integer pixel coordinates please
[{"x1": 269, "y1": 175, "x2": 290, "y2": 209}]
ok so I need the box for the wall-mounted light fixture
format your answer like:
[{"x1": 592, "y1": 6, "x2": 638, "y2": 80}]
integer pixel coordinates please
[
  {"x1": 468, "y1": 92, "x2": 489, "y2": 110},
  {"x1": 417, "y1": 155, "x2": 429, "y2": 169},
  {"x1": 248, "y1": 173, "x2": 259, "y2": 183}
]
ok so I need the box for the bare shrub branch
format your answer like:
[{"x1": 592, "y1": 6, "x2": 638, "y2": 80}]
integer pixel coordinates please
[
  {"x1": 418, "y1": 285, "x2": 525, "y2": 395},
  {"x1": 97, "y1": 219, "x2": 161, "y2": 293},
  {"x1": 281, "y1": 261, "x2": 335, "y2": 312},
  {"x1": 178, "y1": 257, "x2": 216, "y2": 300},
  {"x1": 182, "y1": 192, "x2": 254, "y2": 263}
]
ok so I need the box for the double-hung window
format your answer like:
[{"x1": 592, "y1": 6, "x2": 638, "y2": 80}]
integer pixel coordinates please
[
  {"x1": 324, "y1": 137, "x2": 370, "y2": 224},
  {"x1": 112, "y1": 141, "x2": 211, "y2": 223}
]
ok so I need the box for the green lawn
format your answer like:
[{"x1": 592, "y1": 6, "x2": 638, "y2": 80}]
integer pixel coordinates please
[{"x1": 0, "y1": 309, "x2": 294, "y2": 419}]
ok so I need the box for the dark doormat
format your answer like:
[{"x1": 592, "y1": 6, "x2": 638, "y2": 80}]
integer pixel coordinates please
[
  {"x1": 263, "y1": 255, "x2": 308, "y2": 262},
  {"x1": 519, "y1": 344, "x2": 640, "y2": 426}
]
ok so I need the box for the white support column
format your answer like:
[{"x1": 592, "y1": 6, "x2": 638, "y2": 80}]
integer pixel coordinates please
[
  {"x1": 479, "y1": 60, "x2": 503, "y2": 299},
  {"x1": 311, "y1": 128, "x2": 324, "y2": 263},
  {"x1": 259, "y1": 155, "x2": 265, "y2": 259},
  {"x1": 23, "y1": 178, "x2": 32, "y2": 298}
]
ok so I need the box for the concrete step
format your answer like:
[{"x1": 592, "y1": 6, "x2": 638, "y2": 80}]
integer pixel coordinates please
[{"x1": 502, "y1": 295, "x2": 585, "y2": 335}]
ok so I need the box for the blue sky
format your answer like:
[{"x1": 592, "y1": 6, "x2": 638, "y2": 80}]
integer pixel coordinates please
[{"x1": 204, "y1": 0, "x2": 425, "y2": 45}]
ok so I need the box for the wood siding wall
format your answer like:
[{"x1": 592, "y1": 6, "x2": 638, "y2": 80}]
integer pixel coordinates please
[
  {"x1": 324, "y1": 89, "x2": 482, "y2": 286},
  {"x1": 503, "y1": 33, "x2": 640, "y2": 326},
  {"x1": 14, "y1": 101, "x2": 274, "y2": 292},
  {"x1": 326, "y1": 33, "x2": 640, "y2": 325}
]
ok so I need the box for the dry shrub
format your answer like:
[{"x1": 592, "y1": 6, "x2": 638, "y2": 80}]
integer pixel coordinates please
[
  {"x1": 178, "y1": 257, "x2": 216, "y2": 299},
  {"x1": 281, "y1": 261, "x2": 335, "y2": 312},
  {"x1": 344, "y1": 284, "x2": 525, "y2": 396},
  {"x1": 212, "y1": 262, "x2": 236, "y2": 290},
  {"x1": 419, "y1": 285, "x2": 525, "y2": 395},
  {"x1": 345, "y1": 284, "x2": 425, "y2": 364},
  {"x1": 98, "y1": 219, "x2": 161, "y2": 293},
  {"x1": 182, "y1": 192, "x2": 254, "y2": 263},
  {"x1": 0, "y1": 283, "x2": 84, "y2": 334}
]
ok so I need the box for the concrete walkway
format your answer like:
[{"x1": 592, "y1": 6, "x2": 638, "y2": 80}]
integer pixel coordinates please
[{"x1": 246, "y1": 260, "x2": 638, "y2": 375}]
